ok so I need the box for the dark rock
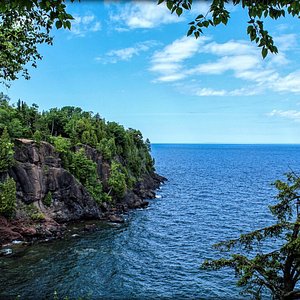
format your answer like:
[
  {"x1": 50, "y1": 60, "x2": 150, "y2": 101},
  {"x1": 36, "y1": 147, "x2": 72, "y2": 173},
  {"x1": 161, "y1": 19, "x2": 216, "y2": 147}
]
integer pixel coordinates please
[
  {"x1": 109, "y1": 215, "x2": 124, "y2": 223},
  {"x1": 9, "y1": 139, "x2": 102, "y2": 221},
  {"x1": 12, "y1": 240, "x2": 23, "y2": 245},
  {"x1": 13, "y1": 139, "x2": 60, "y2": 166},
  {"x1": 134, "y1": 172, "x2": 167, "y2": 199},
  {"x1": 0, "y1": 227, "x2": 23, "y2": 245},
  {"x1": 140, "y1": 201, "x2": 149, "y2": 208},
  {"x1": 0, "y1": 139, "x2": 166, "y2": 246},
  {"x1": 17, "y1": 227, "x2": 37, "y2": 236},
  {"x1": 0, "y1": 248, "x2": 13, "y2": 256},
  {"x1": 84, "y1": 224, "x2": 97, "y2": 232},
  {"x1": 100, "y1": 201, "x2": 109, "y2": 212}
]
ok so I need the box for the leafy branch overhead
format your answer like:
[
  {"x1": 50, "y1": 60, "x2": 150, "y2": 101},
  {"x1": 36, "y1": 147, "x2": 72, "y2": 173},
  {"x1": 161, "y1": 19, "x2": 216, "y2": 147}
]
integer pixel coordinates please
[
  {"x1": 159, "y1": 0, "x2": 300, "y2": 58},
  {"x1": 0, "y1": 0, "x2": 75, "y2": 84},
  {"x1": 201, "y1": 172, "x2": 300, "y2": 299}
]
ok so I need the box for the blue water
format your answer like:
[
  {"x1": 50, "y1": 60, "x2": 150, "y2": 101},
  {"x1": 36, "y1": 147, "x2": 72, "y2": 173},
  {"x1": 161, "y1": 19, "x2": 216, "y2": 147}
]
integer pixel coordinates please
[{"x1": 1, "y1": 144, "x2": 300, "y2": 299}]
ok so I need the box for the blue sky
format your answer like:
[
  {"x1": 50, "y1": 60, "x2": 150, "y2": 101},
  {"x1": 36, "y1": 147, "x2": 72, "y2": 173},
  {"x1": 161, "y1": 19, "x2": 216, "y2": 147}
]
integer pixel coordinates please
[{"x1": 2, "y1": 1, "x2": 300, "y2": 143}]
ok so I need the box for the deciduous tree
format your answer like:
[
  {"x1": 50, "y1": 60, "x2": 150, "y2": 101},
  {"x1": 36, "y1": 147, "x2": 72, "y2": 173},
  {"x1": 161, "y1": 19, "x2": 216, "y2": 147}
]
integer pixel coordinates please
[
  {"x1": 0, "y1": 0, "x2": 75, "y2": 85},
  {"x1": 159, "y1": 0, "x2": 300, "y2": 58}
]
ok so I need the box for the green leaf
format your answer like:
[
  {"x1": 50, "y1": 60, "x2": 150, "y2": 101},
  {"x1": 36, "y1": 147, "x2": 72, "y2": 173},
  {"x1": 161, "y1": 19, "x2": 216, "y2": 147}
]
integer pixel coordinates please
[
  {"x1": 262, "y1": 47, "x2": 268, "y2": 59},
  {"x1": 176, "y1": 7, "x2": 183, "y2": 16},
  {"x1": 213, "y1": 18, "x2": 221, "y2": 25},
  {"x1": 187, "y1": 28, "x2": 193, "y2": 36},
  {"x1": 66, "y1": 13, "x2": 74, "y2": 20},
  {"x1": 157, "y1": 0, "x2": 164, "y2": 4},
  {"x1": 65, "y1": 20, "x2": 71, "y2": 30},
  {"x1": 182, "y1": 3, "x2": 188, "y2": 9},
  {"x1": 166, "y1": 0, "x2": 173, "y2": 10},
  {"x1": 203, "y1": 20, "x2": 209, "y2": 27},
  {"x1": 55, "y1": 20, "x2": 62, "y2": 29},
  {"x1": 247, "y1": 25, "x2": 252, "y2": 34}
]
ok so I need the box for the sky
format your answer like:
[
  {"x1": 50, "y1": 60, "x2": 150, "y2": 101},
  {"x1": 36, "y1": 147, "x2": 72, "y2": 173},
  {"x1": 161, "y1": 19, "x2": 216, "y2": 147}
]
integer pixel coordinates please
[{"x1": 2, "y1": 0, "x2": 300, "y2": 144}]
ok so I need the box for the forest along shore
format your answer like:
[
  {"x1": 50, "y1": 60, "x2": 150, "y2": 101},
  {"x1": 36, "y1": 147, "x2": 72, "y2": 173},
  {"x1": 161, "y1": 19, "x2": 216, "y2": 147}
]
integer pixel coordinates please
[{"x1": 0, "y1": 100, "x2": 166, "y2": 249}]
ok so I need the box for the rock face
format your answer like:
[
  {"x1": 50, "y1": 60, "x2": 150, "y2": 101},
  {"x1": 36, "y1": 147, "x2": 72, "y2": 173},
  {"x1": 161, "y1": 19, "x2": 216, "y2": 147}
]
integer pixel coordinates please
[
  {"x1": 0, "y1": 139, "x2": 166, "y2": 246},
  {"x1": 9, "y1": 139, "x2": 102, "y2": 222}
]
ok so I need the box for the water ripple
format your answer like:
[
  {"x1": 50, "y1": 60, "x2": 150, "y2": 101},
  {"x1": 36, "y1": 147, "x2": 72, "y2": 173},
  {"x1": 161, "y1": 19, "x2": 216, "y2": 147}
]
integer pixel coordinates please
[{"x1": 1, "y1": 144, "x2": 300, "y2": 299}]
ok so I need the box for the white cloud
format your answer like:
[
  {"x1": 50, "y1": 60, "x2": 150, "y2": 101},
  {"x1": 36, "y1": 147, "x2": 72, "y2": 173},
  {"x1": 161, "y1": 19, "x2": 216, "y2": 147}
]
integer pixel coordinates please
[
  {"x1": 110, "y1": 1, "x2": 182, "y2": 29},
  {"x1": 268, "y1": 109, "x2": 300, "y2": 122},
  {"x1": 273, "y1": 71, "x2": 300, "y2": 93},
  {"x1": 156, "y1": 74, "x2": 187, "y2": 82},
  {"x1": 96, "y1": 41, "x2": 157, "y2": 64},
  {"x1": 195, "y1": 88, "x2": 227, "y2": 96},
  {"x1": 200, "y1": 40, "x2": 256, "y2": 56},
  {"x1": 152, "y1": 36, "x2": 204, "y2": 64},
  {"x1": 150, "y1": 36, "x2": 210, "y2": 82},
  {"x1": 274, "y1": 34, "x2": 297, "y2": 51},
  {"x1": 189, "y1": 55, "x2": 261, "y2": 75},
  {"x1": 190, "y1": 1, "x2": 212, "y2": 16},
  {"x1": 185, "y1": 86, "x2": 261, "y2": 97},
  {"x1": 228, "y1": 87, "x2": 262, "y2": 96},
  {"x1": 71, "y1": 14, "x2": 101, "y2": 37},
  {"x1": 149, "y1": 33, "x2": 300, "y2": 96},
  {"x1": 108, "y1": 0, "x2": 214, "y2": 30}
]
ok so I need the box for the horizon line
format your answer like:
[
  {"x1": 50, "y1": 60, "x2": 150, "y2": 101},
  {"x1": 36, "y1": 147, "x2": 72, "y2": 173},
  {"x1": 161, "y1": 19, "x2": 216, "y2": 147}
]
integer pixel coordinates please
[{"x1": 150, "y1": 142, "x2": 300, "y2": 145}]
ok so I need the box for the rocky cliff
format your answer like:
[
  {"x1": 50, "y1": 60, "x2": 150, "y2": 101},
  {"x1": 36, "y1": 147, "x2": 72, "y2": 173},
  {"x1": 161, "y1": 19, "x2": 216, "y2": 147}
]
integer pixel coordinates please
[{"x1": 0, "y1": 139, "x2": 165, "y2": 246}]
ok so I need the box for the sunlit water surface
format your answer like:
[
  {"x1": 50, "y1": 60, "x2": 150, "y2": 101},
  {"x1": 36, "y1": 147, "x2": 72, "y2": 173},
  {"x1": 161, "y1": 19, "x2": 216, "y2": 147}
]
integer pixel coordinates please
[{"x1": 1, "y1": 144, "x2": 300, "y2": 299}]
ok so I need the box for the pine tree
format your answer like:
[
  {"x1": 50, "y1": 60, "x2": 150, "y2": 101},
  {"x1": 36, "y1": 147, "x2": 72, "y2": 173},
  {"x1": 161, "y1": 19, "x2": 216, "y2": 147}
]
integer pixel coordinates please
[
  {"x1": 202, "y1": 172, "x2": 300, "y2": 299},
  {"x1": 0, "y1": 177, "x2": 16, "y2": 218},
  {"x1": 0, "y1": 127, "x2": 14, "y2": 172}
]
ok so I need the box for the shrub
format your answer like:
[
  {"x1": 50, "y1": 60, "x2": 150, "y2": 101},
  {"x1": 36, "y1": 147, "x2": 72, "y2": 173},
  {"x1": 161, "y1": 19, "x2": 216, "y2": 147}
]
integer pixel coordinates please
[
  {"x1": 0, "y1": 177, "x2": 16, "y2": 218},
  {"x1": 108, "y1": 160, "x2": 127, "y2": 199},
  {"x1": 43, "y1": 191, "x2": 52, "y2": 207},
  {"x1": 50, "y1": 135, "x2": 72, "y2": 168},
  {"x1": 25, "y1": 203, "x2": 45, "y2": 221},
  {"x1": 33, "y1": 130, "x2": 42, "y2": 145},
  {"x1": 96, "y1": 137, "x2": 116, "y2": 160},
  {"x1": 31, "y1": 212, "x2": 45, "y2": 221},
  {"x1": 101, "y1": 192, "x2": 112, "y2": 203},
  {"x1": 69, "y1": 148, "x2": 103, "y2": 203},
  {"x1": 0, "y1": 127, "x2": 14, "y2": 172}
]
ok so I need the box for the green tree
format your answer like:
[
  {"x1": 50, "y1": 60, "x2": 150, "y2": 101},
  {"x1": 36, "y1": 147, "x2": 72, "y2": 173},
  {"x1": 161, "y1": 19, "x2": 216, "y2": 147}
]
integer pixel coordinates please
[
  {"x1": 160, "y1": 0, "x2": 300, "y2": 58},
  {"x1": 97, "y1": 138, "x2": 117, "y2": 160},
  {"x1": 69, "y1": 148, "x2": 103, "y2": 203},
  {"x1": 51, "y1": 135, "x2": 72, "y2": 168},
  {"x1": 201, "y1": 172, "x2": 300, "y2": 299},
  {"x1": 0, "y1": 127, "x2": 14, "y2": 172},
  {"x1": 0, "y1": 97, "x2": 157, "y2": 207},
  {"x1": 108, "y1": 160, "x2": 127, "y2": 199},
  {"x1": 33, "y1": 129, "x2": 42, "y2": 145},
  {"x1": 0, "y1": 177, "x2": 16, "y2": 218},
  {"x1": 0, "y1": 0, "x2": 75, "y2": 85}
]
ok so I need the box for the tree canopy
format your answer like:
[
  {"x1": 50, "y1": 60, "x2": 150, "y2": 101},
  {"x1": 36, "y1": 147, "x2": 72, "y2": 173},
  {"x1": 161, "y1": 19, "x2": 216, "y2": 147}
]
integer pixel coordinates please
[
  {"x1": 159, "y1": 0, "x2": 300, "y2": 58},
  {"x1": 0, "y1": 126, "x2": 14, "y2": 172},
  {"x1": 0, "y1": 0, "x2": 75, "y2": 85},
  {"x1": 201, "y1": 172, "x2": 300, "y2": 299},
  {"x1": 1, "y1": 1, "x2": 299, "y2": 85},
  {"x1": 0, "y1": 93, "x2": 155, "y2": 206}
]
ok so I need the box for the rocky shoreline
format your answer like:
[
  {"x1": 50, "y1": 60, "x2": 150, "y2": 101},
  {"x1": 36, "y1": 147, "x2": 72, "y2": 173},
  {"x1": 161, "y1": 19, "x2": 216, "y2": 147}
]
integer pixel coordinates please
[{"x1": 0, "y1": 139, "x2": 166, "y2": 249}]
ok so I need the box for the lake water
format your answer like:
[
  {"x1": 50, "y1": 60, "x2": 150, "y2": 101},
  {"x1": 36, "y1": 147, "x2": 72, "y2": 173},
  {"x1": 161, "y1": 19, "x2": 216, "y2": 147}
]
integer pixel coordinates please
[{"x1": 1, "y1": 144, "x2": 300, "y2": 299}]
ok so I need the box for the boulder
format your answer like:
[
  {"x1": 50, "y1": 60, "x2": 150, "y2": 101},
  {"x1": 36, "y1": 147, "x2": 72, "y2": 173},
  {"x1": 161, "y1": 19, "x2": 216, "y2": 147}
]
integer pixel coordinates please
[
  {"x1": 84, "y1": 224, "x2": 97, "y2": 232},
  {"x1": 108, "y1": 214, "x2": 124, "y2": 223}
]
